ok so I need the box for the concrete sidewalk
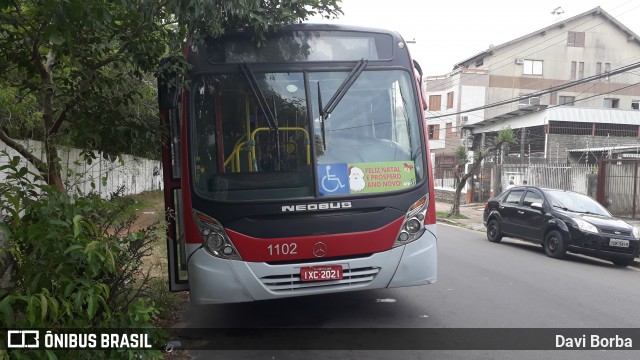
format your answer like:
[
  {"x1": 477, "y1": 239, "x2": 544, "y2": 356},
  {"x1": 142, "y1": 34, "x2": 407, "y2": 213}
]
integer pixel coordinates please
[
  {"x1": 434, "y1": 200, "x2": 640, "y2": 267},
  {"x1": 435, "y1": 201, "x2": 486, "y2": 232}
]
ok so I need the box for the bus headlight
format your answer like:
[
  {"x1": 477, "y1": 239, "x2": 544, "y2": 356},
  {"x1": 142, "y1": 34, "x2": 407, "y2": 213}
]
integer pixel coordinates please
[
  {"x1": 393, "y1": 194, "x2": 428, "y2": 247},
  {"x1": 194, "y1": 211, "x2": 242, "y2": 260},
  {"x1": 205, "y1": 233, "x2": 225, "y2": 252},
  {"x1": 406, "y1": 219, "x2": 421, "y2": 233}
]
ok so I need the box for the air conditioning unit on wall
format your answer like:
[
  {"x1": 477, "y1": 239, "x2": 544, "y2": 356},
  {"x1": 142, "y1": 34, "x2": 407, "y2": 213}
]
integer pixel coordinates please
[{"x1": 515, "y1": 58, "x2": 524, "y2": 65}]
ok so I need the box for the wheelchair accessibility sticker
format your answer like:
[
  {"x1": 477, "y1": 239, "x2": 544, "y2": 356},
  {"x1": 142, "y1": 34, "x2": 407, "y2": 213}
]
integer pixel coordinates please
[
  {"x1": 318, "y1": 161, "x2": 416, "y2": 195},
  {"x1": 318, "y1": 163, "x2": 350, "y2": 195}
]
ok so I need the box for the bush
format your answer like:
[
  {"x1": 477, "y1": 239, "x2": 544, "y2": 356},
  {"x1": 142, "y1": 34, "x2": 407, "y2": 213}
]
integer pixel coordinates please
[{"x1": 0, "y1": 155, "x2": 165, "y2": 359}]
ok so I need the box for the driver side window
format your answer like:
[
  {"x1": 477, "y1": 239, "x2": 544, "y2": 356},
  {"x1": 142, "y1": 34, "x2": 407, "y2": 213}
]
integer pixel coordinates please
[
  {"x1": 523, "y1": 190, "x2": 544, "y2": 207},
  {"x1": 505, "y1": 190, "x2": 524, "y2": 205}
]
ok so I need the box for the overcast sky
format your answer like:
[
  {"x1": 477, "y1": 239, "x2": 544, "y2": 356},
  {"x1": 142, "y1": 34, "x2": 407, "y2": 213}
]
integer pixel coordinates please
[{"x1": 307, "y1": 0, "x2": 640, "y2": 75}]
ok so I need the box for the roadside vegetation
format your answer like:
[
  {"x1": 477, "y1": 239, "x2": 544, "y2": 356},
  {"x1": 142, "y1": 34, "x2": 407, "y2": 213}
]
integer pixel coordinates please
[
  {"x1": 1, "y1": 1, "x2": 343, "y2": 358},
  {"x1": 0, "y1": 156, "x2": 169, "y2": 359},
  {"x1": 436, "y1": 211, "x2": 469, "y2": 220},
  {"x1": 448, "y1": 128, "x2": 516, "y2": 218}
]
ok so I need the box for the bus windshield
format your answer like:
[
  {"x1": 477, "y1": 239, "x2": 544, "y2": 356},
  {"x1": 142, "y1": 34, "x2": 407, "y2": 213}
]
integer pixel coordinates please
[{"x1": 191, "y1": 69, "x2": 423, "y2": 201}]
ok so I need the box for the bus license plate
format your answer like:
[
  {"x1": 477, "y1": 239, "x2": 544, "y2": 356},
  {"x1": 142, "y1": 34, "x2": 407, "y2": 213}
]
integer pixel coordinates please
[
  {"x1": 609, "y1": 238, "x2": 629, "y2": 248},
  {"x1": 300, "y1": 266, "x2": 343, "y2": 282}
]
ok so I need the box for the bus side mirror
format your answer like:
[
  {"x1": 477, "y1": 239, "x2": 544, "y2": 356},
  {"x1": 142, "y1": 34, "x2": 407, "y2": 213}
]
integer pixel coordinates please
[{"x1": 413, "y1": 60, "x2": 428, "y2": 110}]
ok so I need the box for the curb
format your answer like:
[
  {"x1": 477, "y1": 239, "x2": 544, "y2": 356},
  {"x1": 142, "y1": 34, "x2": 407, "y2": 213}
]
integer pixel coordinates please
[
  {"x1": 437, "y1": 218, "x2": 461, "y2": 226},
  {"x1": 437, "y1": 219, "x2": 640, "y2": 268}
]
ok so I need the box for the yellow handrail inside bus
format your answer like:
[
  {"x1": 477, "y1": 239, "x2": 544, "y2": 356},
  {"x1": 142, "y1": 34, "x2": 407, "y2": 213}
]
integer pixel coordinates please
[
  {"x1": 226, "y1": 127, "x2": 311, "y2": 173},
  {"x1": 217, "y1": 90, "x2": 310, "y2": 173},
  {"x1": 249, "y1": 127, "x2": 310, "y2": 170},
  {"x1": 224, "y1": 141, "x2": 248, "y2": 172}
]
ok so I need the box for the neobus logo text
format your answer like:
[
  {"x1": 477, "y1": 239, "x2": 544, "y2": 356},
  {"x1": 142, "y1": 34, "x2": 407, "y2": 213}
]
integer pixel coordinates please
[{"x1": 281, "y1": 202, "x2": 352, "y2": 212}]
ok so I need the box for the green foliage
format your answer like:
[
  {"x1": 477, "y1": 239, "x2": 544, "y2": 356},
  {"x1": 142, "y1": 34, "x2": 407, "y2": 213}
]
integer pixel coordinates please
[
  {"x1": 0, "y1": 153, "x2": 164, "y2": 359},
  {"x1": 455, "y1": 128, "x2": 517, "y2": 166},
  {"x1": 436, "y1": 211, "x2": 468, "y2": 220},
  {"x1": 0, "y1": 0, "x2": 343, "y2": 188},
  {"x1": 454, "y1": 145, "x2": 468, "y2": 167},
  {"x1": 167, "y1": 0, "x2": 343, "y2": 45},
  {"x1": 449, "y1": 128, "x2": 517, "y2": 216}
]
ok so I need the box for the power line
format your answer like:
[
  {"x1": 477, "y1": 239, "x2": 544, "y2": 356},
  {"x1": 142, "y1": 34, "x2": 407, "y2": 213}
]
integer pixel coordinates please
[
  {"x1": 425, "y1": 4, "x2": 640, "y2": 94},
  {"x1": 425, "y1": 76, "x2": 640, "y2": 137},
  {"x1": 426, "y1": 61, "x2": 640, "y2": 120},
  {"x1": 459, "y1": 80, "x2": 640, "y2": 137},
  {"x1": 425, "y1": 52, "x2": 640, "y2": 126}
]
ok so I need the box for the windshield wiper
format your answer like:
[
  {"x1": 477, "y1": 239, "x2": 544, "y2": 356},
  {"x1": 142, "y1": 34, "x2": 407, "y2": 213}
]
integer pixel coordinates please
[
  {"x1": 321, "y1": 59, "x2": 368, "y2": 117},
  {"x1": 240, "y1": 63, "x2": 278, "y2": 131},
  {"x1": 317, "y1": 81, "x2": 327, "y2": 150},
  {"x1": 554, "y1": 206, "x2": 592, "y2": 214},
  {"x1": 316, "y1": 59, "x2": 367, "y2": 150},
  {"x1": 240, "y1": 63, "x2": 281, "y2": 169}
]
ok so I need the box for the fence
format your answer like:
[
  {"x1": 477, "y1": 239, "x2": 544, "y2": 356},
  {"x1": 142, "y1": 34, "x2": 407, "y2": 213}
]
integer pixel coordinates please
[
  {"x1": 433, "y1": 178, "x2": 456, "y2": 189},
  {"x1": 0, "y1": 139, "x2": 162, "y2": 198},
  {"x1": 597, "y1": 159, "x2": 640, "y2": 218},
  {"x1": 499, "y1": 163, "x2": 597, "y2": 195},
  {"x1": 433, "y1": 163, "x2": 598, "y2": 202}
]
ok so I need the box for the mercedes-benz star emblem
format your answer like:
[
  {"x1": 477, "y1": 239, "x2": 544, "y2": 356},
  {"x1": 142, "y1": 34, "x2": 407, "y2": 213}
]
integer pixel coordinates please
[{"x1": 313, "y1": 242, "x2": 328, "y2": 257}]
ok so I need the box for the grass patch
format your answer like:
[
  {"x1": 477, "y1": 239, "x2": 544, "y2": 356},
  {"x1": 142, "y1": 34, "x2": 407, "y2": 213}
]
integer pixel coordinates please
[
  {"x1": 118, "y1": 190, "x2": 183, "y2": 328},
  {"x1": 436, "y1": 211, "x2": 469, "y2": 220},
  {"x1": 118, "y1": 190, "x2": 163, "y2": 218}
]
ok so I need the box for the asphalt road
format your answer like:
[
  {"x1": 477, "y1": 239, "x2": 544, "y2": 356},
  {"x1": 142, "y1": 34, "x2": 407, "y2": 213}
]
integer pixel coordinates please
[{"x1": 172, "y1": 223, "x2": 640, "y2": 359}]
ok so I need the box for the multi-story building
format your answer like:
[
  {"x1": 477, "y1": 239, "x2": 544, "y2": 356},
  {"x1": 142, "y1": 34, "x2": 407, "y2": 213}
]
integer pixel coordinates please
[{"x1": 426, "y1": 6, "x2": 640, "y2": 166}]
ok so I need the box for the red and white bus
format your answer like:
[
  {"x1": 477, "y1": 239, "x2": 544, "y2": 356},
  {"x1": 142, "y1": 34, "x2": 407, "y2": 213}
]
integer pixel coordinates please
[{"x1": 158, "y1": 24, "x2": 437, "y2": 304}]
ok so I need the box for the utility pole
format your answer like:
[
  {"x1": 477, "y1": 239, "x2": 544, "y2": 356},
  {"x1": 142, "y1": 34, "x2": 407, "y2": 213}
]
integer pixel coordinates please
[
  {"x1": 480, "y1": 133, "x2": 486, "y2": 201},
  {"x1": 520, "y1": 128, "x2": 526, "y2": 164}
]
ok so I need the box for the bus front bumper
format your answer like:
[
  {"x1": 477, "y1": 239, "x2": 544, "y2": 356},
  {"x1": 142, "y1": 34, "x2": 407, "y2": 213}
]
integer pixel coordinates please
[{"x1": 187, "y1": 225, "x2": 437, "y2": 304}]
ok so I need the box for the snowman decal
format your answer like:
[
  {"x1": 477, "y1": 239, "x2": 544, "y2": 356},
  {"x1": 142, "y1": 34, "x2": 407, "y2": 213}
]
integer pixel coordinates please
[{"x1": 348, "y1": 166, "x2": 366, "y2": 192}]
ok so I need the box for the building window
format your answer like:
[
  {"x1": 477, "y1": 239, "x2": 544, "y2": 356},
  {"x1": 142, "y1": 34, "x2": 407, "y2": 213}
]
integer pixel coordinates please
[
  {"x1": 519, "y1": 94, "x2": 541, "y2": 107},
  {"x1": 632, "y1": 100, "x2": 639, "y2": 110},
  {"x1": 578, "y1": 62, "x2": 584, "y2": 79},
  {"x1": 428, "y1": 124, "x2": 440, "y2": 140},
  {"x1": 596, "y1": 62, "x2": 602, "y2": 76},
  {"x1": 548, "y1": 121, "x2": 592, "y2": 135},
  {"x1": 570, "y1": 61, "x2": 584, "y2": 80},
  {"x1": 429, "y1": 95, "x2": 441, "y2": 111},
  {"x1": 567, "y1": 31, "x2": 585, "y2": 47},
  {"x1": 446, "y1": 92, "x2": 454, "y2": 109},
  {"x1": 559, "y1": 96, "x2": 575, "y2": 106},
  {"x1": 523, "y1": 60, "x2": 543, "y2": 75},
  {"x1": 604, "y1": 63, "x2": 611, "y2": 81},
  {"x1": 603, "y1": 98, "x2": 619, "y2": 109},
  {"x1": 595, "y1": 123, "x2": 638, "y2": 137},
  {"x1": 445, "y1": 122, "x2": 453, "y2": 138}
]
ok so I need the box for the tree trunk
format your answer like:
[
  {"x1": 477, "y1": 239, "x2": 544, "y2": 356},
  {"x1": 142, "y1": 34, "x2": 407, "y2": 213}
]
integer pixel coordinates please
[
  {"x1": 37, "y1": 48, "x2": 66, "y2": 193},
  {"x1": 449, "y1": 173, "x2": 470, "y2": 217},
  {"x1": 44, "y1": 139, "x2": 65, "y2": 193}
]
